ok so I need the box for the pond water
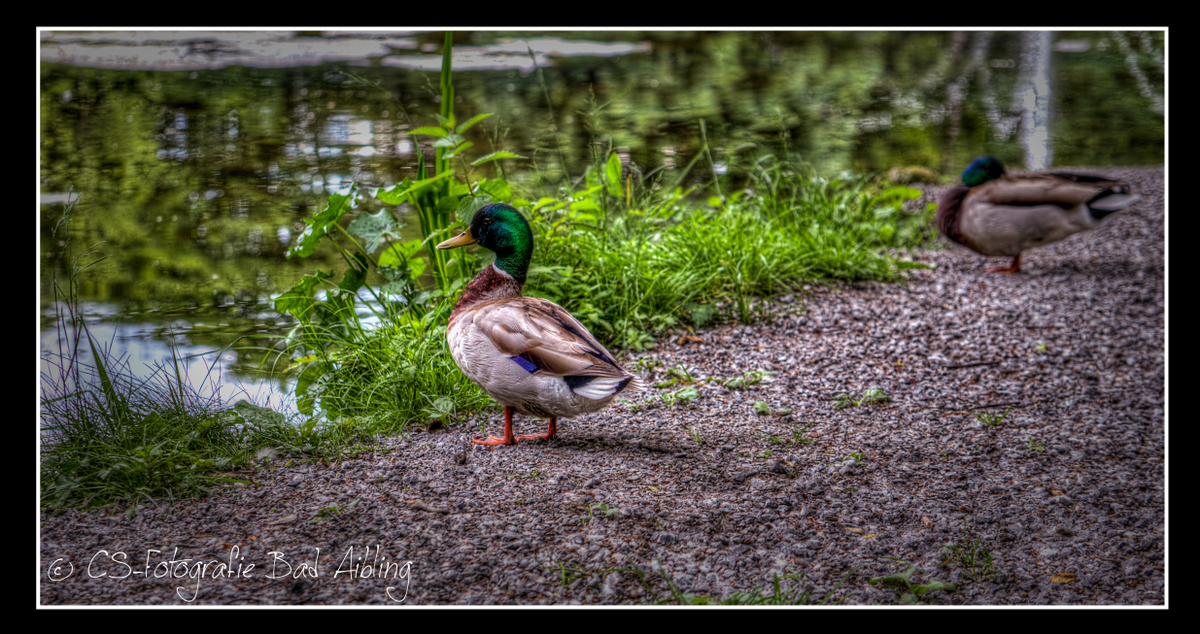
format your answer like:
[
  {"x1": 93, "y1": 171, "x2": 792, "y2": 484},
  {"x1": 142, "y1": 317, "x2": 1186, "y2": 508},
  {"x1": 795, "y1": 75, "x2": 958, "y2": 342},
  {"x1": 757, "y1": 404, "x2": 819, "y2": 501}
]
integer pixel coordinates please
[{"x1": 38, "y1": 29, "x2": 1165, "y2": 417}]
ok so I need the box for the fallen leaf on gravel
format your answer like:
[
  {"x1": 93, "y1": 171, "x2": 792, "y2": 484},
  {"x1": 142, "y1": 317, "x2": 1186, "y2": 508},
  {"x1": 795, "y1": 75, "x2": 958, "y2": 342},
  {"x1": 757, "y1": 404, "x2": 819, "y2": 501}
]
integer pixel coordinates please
[{"x1": 1051, "y1": 572, "x2": 1076, "y2": 583}]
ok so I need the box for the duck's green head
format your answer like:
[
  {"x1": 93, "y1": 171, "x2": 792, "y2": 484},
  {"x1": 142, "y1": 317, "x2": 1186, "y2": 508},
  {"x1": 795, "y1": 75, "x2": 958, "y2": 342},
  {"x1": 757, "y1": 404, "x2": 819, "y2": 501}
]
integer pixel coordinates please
[
  {"x1": 436, "y1": 203, "x2": 534, "y2": 282},
  {"x1": 962, "y1": 156, "x2": 1007, "y2": 187}
]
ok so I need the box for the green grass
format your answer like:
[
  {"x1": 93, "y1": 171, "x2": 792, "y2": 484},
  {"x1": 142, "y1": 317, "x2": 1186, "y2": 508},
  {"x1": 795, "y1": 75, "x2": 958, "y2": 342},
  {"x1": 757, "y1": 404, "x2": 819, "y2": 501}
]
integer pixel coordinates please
[
  {"x1": 283, "y1": 306, "x2": 493, "y2": 435},
  {"x1": 975, "y1": 406, "x2": 1013, "y2": 428},
  {"x1": 40, "y1": 341, "x2": 263, "y2": 513},
  {"x1": 939, "y1": 525, "x2": 1000, "y2": 582},
  {"x1": 868, "y1": 557, "x2": 959, "y2": 604},
  {"x1": 41, "y1": 161, "x2": 930, "y2": 515},
  {"x1": 247, "y1": 153, "x2": 933, "y2": 455},
  {"x1": 709, "y1": 369, "x2": 771, "y2": 390},
  {"x1": 262, "y1": 33, "x2": 935, "y2": 442},
  {"x1": 650, "y1": 364, "x2": 698, "y2": 389},
  {"x1": 41, "y1": 195, "x2": 281, "y2": 513},
  {"x1": 833, "y1": 388, "x2": 893, "y2": 410},
  {"x1": 40, "y1": 32, "x2": 940, "y2": 514},
  {"x1": 760, "y1": 422, "x2": 817, "y2": 446},
  {"x1": 310, "y1": 499, "x2": 360, "y2": 524},
  {"x1": 525, "y1": 165, "x2": 933, "y2": 351},
  {"x1": 39, "y1": 196, "x2": 368, "y2": 514}
]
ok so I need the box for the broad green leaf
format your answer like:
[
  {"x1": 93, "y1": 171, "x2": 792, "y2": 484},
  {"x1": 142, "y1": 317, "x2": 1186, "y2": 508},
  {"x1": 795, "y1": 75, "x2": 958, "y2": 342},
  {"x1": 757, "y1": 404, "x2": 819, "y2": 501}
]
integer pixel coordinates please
[
  {"x1": 869, "y1": 563, "x2": 918, "y2": 589},
  {"x1": 408, "y1": 126, "x2": 448, "y2": 137},
  {"x1": 347, "y1": 209, "x2": 401, "y2": 253},
  {"x1": 532, "y1": 199, "x2": 568, "y2": 213},
  {"x1": 876, "y1": 185, "x2": 922, "y2": 203},
  {"x1": 294, "y1": 361, "x2": 332, "y2": 416},
  {"x1": 457, "y1": 195, "x2": 493, "y2": 221},
  {"x1": 604, "y1": 151, "x2": 623, "y2": 196},
  {"x1": 407, "y1": 257, "x2": 427, "y2": 279},
  {"x1": 570, "y1": 199, "x2": 602, "y2": 213},
  {"x1": 233, "y1": 400, "x2": 286, "y2": 430},
  {"x1": 576, "y1": 184, "x2": 605, "y2": 198},
  {"x1": 379, "y1": 238, "x2": 428, "y2": 282},
  {"x1": 288, "y1": 185, "x2": 359, "y2": 258},
  {"x1": 444, "y1": 141, "x2": 473, "y2": 159},
  {"x1": 471, "y1": 150, "x2": 528, "y2": 166},
  {"x1": 376, "y1": 172, "x2": 454, "y2": 205},
  {"x1": 380, "y1": 279, "x2": 409, "y2": 296},
  {"x1": 916, "y1": 581, "x2": 958, "y2": 594},
  {"x1": 274, "y1": 272, "x2": 331, "y2": 319},
  {"x1": 476, "y1": 178, "x2": 512, "y2": 202},
  {"x1": 375, "y1": 178, "x2": 412, "y2": 205},
  {"x1": 402, "y1": 237, "x2": 426, "y2": 258},
  {"x1": 456, "y1": 112, "x2": 493, "y2": 134},
  {"x1": 338, "y1": 252, "x2": 369, "y2": 293},
  {"x1": 436, "y1": 195, "x2": 461, "y2": 217}
]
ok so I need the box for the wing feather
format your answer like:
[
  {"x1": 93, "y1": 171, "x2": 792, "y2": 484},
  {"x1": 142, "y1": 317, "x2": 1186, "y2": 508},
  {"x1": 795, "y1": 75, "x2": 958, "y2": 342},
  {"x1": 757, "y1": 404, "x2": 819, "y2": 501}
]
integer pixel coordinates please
[
  {"x1": 474, "y1": 297, "x2": 629, "y2": 380},
  {"x1": 976, "y1": 174, "x2": 1131, "y2": 208}
]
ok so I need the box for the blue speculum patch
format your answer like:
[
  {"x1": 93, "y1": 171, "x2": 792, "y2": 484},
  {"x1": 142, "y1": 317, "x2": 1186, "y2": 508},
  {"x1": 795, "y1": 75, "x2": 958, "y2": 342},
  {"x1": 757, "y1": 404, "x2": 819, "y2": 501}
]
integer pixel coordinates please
[{"x1": 510, "y1": 355, "x2": 538, "y2": 373}]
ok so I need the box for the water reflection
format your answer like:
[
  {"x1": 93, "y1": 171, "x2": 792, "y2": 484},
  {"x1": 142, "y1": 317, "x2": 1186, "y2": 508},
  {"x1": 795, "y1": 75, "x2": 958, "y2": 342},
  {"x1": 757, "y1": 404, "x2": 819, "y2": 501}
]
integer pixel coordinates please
[
  {"x1": 39, "y1": 31, "x2": 652, "y2": 73},
  {"x1": 40, "y1": 317, "x2": 302, "y2": 420},
  {"x1": 39, "y1": 30, "x2": 1165, "y2": 417}
]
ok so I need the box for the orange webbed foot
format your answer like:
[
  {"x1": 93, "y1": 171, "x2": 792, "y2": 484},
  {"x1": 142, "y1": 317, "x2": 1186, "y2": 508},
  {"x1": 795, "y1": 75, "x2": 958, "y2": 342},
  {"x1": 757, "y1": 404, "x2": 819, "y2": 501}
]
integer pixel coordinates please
[
  {"x1": 985, "y1": 255, "x2": 1021, "y2": 274},
  {"x1": 473, "y1": 435, "x2": 517, "y2": 446},
  {"x1": 516, "y1": 418, "x2": 557, "y2": 443},
  {"x1": 472, "y1": 406, "x2": 519, "y2": 446}
]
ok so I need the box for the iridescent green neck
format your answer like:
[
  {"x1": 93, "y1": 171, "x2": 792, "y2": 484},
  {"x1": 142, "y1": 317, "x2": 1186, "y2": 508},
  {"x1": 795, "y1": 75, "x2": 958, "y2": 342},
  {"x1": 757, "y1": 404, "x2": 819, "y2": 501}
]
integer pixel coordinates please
[
  {"x1": 473, "y1": 204, "x2": 533, "y2": 284},
  {"x1": 962, "y1": 156, "x2": 1007, "y2": 187},
  {"x1": 493, "y1": 239, "x2": 532, "y2": 284}
]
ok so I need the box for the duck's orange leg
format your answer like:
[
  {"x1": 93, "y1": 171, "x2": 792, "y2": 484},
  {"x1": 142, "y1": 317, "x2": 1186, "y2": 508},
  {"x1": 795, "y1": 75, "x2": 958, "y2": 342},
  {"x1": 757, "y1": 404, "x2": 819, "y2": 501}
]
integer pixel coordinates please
[
  {"x1": 985, "y1": 254, "x2": 1021, "y2": 274},
  {"x1": 473, "y1": 406, "x2": 518, "y2": 446},
  {"x1": 517, "y1": 417, "x2": 557, "y2": 442}
]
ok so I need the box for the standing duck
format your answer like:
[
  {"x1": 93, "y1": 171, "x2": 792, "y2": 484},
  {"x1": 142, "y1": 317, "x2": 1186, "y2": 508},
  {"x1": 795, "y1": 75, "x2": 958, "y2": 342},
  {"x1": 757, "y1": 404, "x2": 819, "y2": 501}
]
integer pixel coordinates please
[
  {"x1": 937, "y1": 156, "x2": 1141, "y2": 273},
  {"x1": 435, "y1": 203, "x2": 642, "y2": 446}
]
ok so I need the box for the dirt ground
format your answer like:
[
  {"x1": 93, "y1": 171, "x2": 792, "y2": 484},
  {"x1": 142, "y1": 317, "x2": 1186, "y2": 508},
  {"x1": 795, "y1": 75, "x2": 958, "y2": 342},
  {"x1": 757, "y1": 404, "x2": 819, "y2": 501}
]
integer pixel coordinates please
[{"x1": 40, "y1": 166, "x2": 1165, "y2": 606}]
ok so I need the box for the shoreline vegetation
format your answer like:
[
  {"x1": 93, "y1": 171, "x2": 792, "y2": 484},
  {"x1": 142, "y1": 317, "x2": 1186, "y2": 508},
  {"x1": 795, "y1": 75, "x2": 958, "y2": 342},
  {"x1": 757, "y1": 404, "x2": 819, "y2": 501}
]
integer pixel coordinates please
[
  {"x1": 39, "y1": 33, "x2": 1164, "y2": 606},
  {"x1": 41, "y1": 33, "x2": 936, "y2": 515}
]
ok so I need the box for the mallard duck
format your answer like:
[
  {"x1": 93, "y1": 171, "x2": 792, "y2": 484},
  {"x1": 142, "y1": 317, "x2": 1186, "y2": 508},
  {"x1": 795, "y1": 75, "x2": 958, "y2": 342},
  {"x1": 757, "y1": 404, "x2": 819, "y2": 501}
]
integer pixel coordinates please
[
  {"x1": 435, "y1": 203, "x2": 642, "y2": 446},
  {"x1": 937, "y1": 156, "x2": 1141, "y2": 273}
]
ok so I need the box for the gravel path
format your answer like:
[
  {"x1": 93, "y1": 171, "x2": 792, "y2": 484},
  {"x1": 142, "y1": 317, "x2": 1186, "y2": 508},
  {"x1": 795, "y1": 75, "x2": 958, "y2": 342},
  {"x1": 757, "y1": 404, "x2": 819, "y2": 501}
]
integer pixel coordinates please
[{"x1": 40, "y1": 166, "x2": 1165, "y2": 606}]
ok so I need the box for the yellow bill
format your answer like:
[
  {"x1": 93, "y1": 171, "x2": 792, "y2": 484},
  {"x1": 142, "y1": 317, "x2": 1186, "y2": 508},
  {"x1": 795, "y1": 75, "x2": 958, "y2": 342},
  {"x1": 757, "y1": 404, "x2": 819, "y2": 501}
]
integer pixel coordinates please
[{"x1": 436, "y1": 230, "x2": 477, "y2": 249}]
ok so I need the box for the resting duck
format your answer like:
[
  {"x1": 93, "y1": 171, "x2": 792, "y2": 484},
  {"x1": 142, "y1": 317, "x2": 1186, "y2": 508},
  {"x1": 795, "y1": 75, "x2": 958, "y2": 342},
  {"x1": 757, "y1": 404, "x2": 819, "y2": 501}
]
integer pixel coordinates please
[
  {"x1": 937, "y1": 156, "x2": 1141, "y2": 273},
  {"x1": 435, "y1": 203, "x2": 642, "y2": 446}
]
